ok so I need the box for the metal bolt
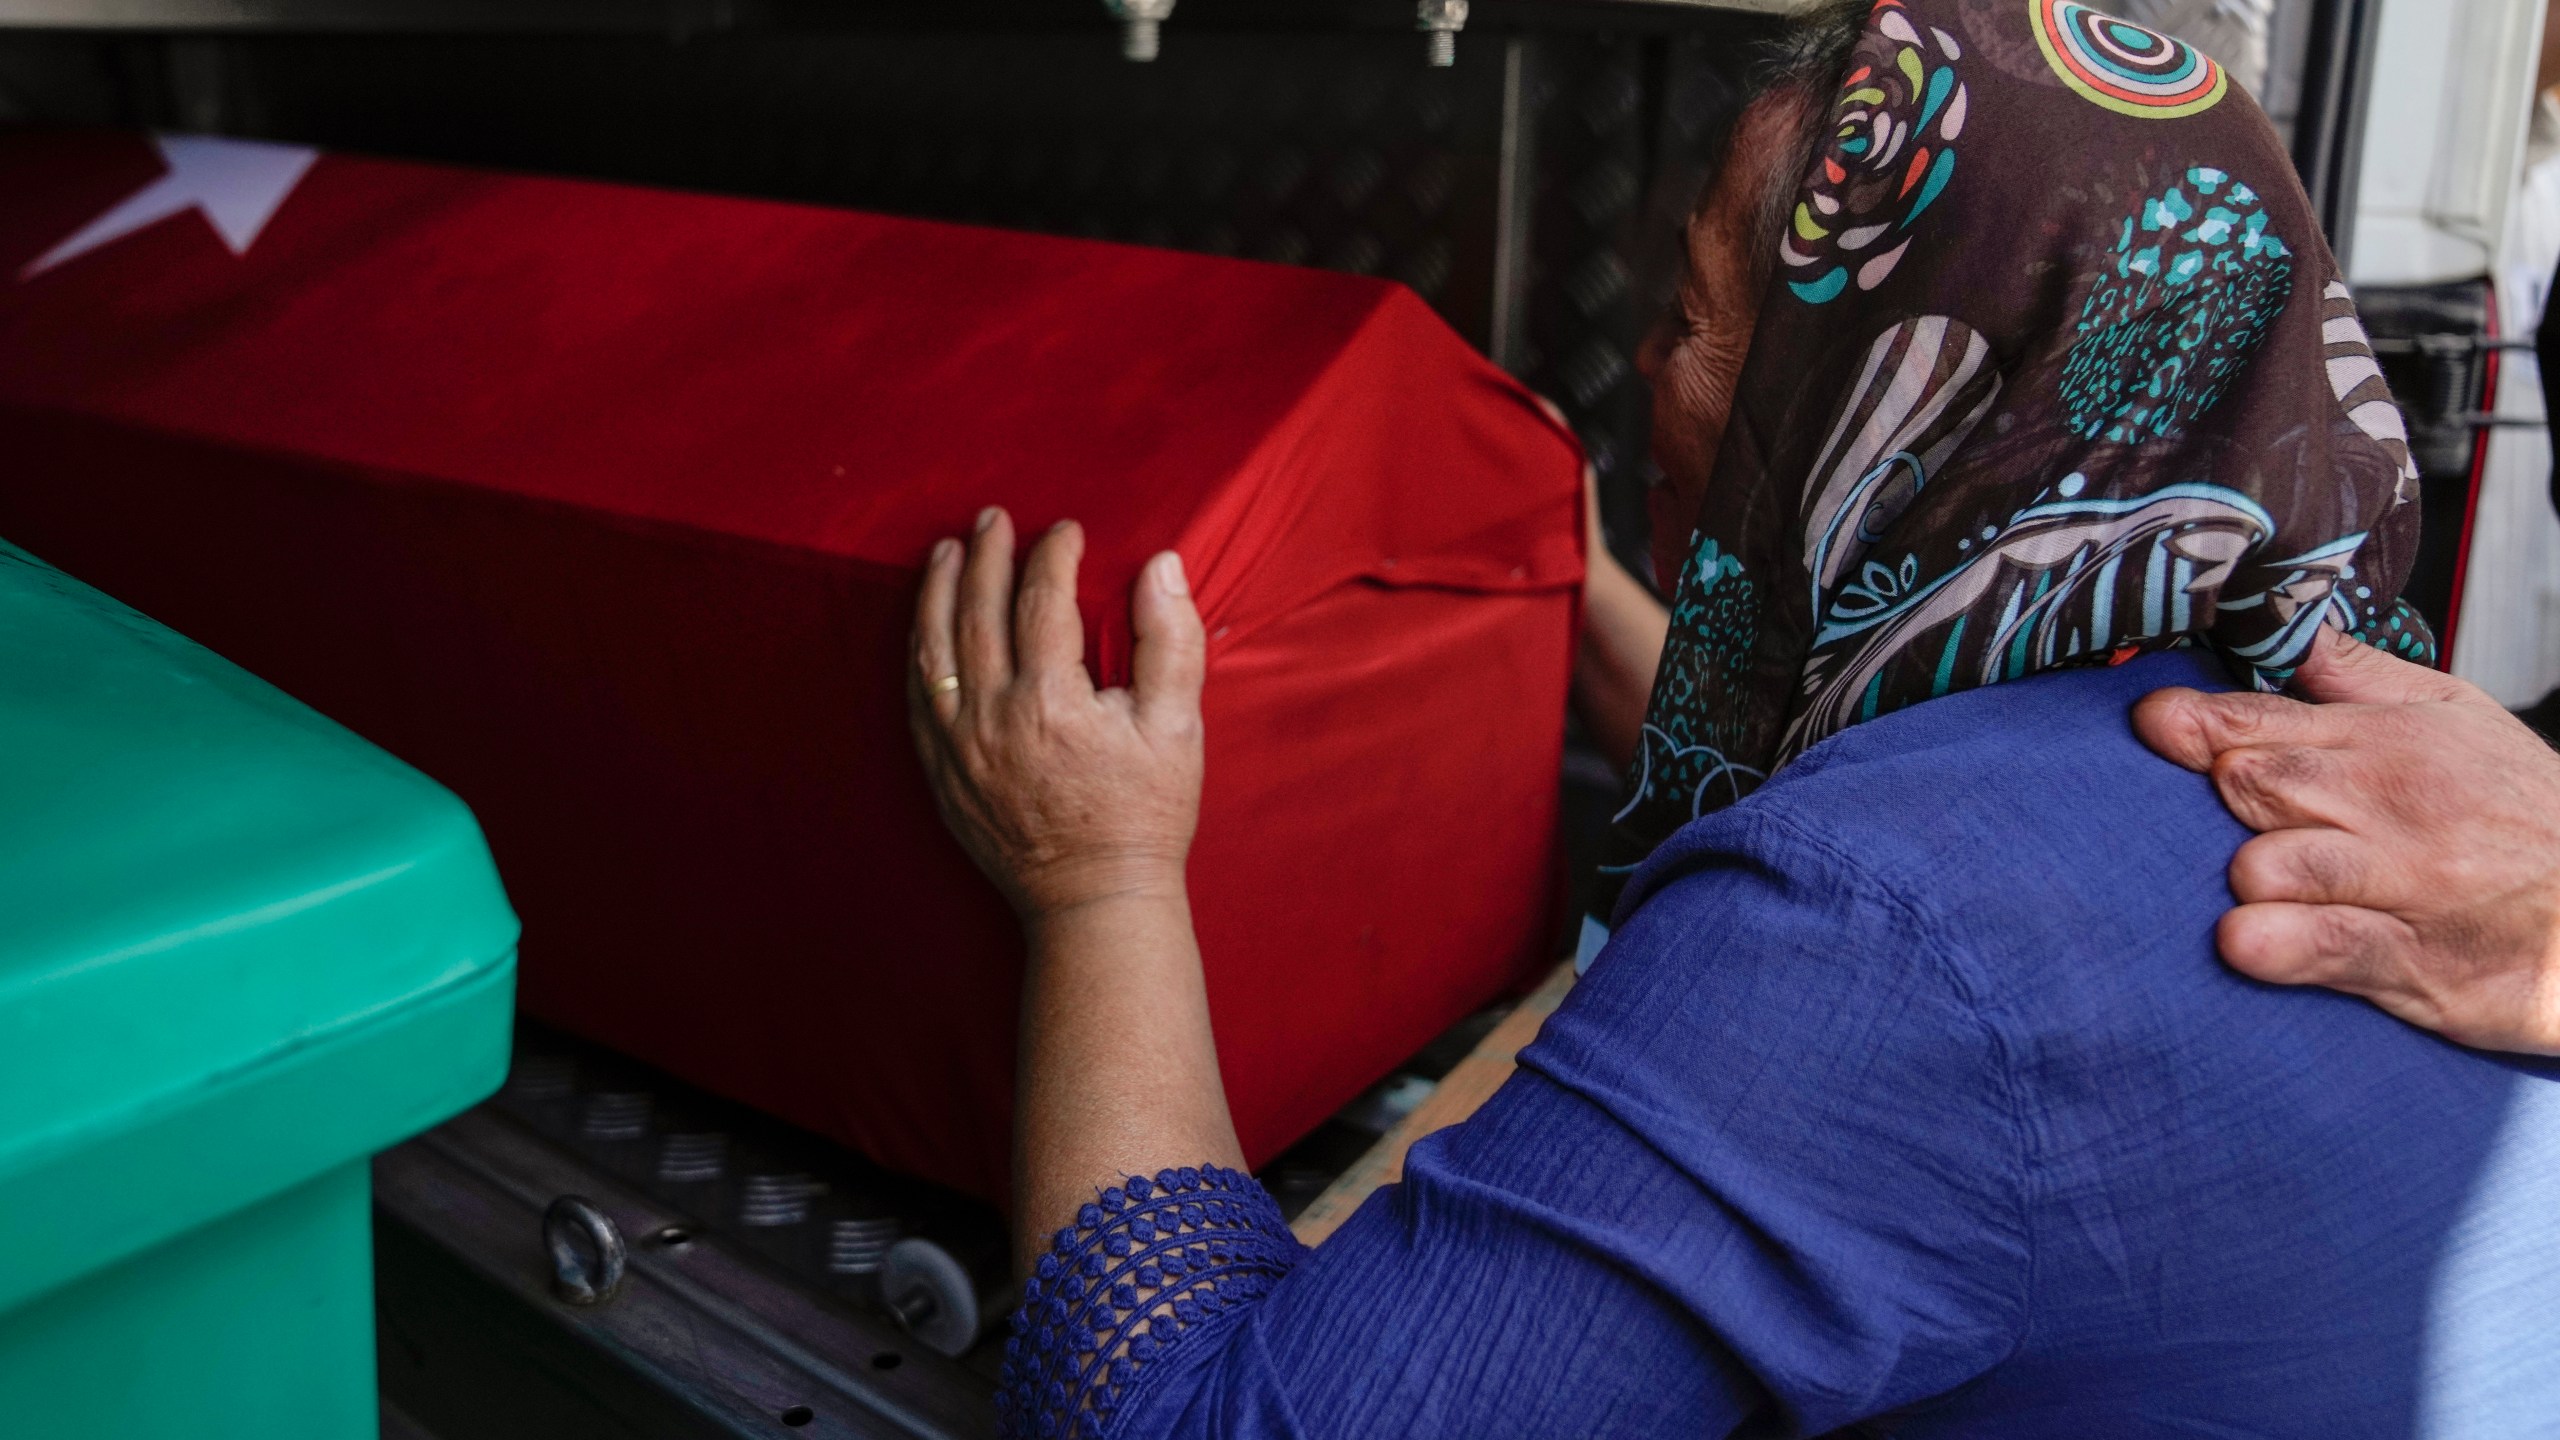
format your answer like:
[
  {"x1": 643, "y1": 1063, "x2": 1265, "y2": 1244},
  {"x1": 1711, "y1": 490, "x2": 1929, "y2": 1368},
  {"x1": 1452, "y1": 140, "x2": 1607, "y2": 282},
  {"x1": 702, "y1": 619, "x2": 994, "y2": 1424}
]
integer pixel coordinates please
[
  {"x1": 828, "y1": 1216, "x2": 903, "y2": 1276},
  {"x1": 738, "y1": 1172, "x2": 824, "y2": 1227},
  {"x1": 656, "y1": 1131, "x2": 727, "y2": 1183},
  {"x1": 888, "y1": 1285, "x2": 937, "y2": 1329},
  {"x1": 1105, "y1": 0, "x2": 1175, "y2": 61},
  {"x1": 880, "y1": 1238, "x2": 980, "y2": 1356},
  {"x1": 1418, "y1": 0, "x2": 1467, "y2": 66},
  {"x1": 579, "y1": 1090, "x2": 653, "y2": 1141}
]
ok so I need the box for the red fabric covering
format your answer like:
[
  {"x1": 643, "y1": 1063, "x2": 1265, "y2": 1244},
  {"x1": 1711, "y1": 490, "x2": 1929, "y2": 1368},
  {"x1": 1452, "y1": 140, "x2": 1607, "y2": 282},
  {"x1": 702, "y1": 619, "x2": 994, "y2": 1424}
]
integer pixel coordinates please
[{"x1": 0, "y1": 129, "x2": 1582, "y2": 1201}]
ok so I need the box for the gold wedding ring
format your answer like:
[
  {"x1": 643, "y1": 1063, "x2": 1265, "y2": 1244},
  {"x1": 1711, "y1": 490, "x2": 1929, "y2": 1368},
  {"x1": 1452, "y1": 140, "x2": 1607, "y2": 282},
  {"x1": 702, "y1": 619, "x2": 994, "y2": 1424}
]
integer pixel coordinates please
[{"x1": 927, "y1": 674, "x2": 962, "y2": 696}]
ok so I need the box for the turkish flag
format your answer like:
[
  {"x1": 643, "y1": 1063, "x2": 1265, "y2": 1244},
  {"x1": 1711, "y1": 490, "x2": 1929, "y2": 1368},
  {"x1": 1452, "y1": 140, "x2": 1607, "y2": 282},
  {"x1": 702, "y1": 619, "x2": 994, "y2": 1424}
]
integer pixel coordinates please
[{"x1": 0, "y1": 128, "x2": 1583, "y2": 1201}]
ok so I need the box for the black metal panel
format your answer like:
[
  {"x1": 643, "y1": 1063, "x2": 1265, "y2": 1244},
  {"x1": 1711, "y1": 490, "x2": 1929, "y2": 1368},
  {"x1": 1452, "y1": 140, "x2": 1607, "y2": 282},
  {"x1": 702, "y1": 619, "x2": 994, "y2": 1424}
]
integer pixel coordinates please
[
  {"x1": 0, "y1": 1, "x2": 1796, "y2": 39},
  {"x1": 1511, "y1": 25, "x2": 1755, "y2": 583},
  {"x1": 220, "y1": 31, "x2": 1512, "y2": 345}
]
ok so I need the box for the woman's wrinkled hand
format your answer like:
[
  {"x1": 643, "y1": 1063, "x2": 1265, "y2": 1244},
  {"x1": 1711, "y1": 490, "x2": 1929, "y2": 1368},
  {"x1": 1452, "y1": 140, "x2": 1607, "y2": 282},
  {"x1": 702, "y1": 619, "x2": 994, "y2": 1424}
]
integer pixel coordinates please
[
  {"x1": 907, "y1": 508, "x2": 1206, "y2": 925},
  {"x1": 2133, "y1": 626, "x2": 2560, "y2": 1055}
]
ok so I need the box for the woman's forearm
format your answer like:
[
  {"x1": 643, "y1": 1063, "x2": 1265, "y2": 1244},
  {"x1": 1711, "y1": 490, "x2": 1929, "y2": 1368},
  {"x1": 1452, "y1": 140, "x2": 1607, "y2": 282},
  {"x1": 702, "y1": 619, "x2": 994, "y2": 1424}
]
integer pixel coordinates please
[
  {"x1": 1575, "y1": 556, "x2": 1671, "y2": 772},
  {"x1": 901, "y1": 512, "x2": 1233, "y2": 1272},
  {"x1": 1014, "y1": 885, "x2": 1245, "y2": 1272}
]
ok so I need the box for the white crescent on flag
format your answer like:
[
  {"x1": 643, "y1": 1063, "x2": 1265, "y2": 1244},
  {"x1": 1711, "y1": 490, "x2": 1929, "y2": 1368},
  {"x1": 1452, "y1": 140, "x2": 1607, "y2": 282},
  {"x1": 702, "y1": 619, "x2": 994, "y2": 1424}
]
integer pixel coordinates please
[{"x1": 20, "y1": 133, "x2": 318, "y2": 280}]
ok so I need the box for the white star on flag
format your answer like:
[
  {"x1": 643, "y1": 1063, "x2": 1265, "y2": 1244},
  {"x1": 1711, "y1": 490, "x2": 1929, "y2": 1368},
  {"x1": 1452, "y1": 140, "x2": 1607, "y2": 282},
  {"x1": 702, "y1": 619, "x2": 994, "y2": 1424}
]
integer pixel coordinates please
[{"x1": 20, "y1": 133, "x2": 318, "y2": 280}]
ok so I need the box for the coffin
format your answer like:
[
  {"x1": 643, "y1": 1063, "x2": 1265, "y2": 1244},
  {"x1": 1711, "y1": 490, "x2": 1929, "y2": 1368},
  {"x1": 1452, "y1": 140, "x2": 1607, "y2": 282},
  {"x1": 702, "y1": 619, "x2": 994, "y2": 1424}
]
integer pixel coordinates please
[{"x1": 0, "y1": 129, "x2": 1582, "y2": 1201}]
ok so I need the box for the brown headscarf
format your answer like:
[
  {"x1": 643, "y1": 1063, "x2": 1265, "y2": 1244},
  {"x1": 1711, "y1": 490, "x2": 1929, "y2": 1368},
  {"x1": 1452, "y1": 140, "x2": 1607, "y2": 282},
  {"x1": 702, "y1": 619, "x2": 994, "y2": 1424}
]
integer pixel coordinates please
[{"x1": 1604, "y1": 0, "x2": 2433, "y2": 889}]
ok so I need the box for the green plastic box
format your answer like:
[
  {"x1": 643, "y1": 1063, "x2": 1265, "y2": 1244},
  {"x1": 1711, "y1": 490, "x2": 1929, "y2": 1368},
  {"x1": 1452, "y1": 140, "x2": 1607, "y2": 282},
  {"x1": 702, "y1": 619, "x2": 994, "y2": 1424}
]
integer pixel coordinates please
[{"x1": 0, "y1": 540, "x2": 518, "y2": 1436}]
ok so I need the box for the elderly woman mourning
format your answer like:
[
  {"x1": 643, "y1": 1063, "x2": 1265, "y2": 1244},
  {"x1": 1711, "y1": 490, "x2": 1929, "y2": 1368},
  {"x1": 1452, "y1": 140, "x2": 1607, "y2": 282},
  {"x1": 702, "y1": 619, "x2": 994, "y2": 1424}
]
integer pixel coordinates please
[{"x1": 905, "y1": 1, "x2": 2560, "y2": 1435}]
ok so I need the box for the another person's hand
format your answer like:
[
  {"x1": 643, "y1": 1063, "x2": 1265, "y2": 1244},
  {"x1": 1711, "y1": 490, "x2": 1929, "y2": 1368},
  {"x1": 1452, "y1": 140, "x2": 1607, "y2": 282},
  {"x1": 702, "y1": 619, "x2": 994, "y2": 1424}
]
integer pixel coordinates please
[
  {"x1": 2133, "y1": 627, "x2": 2560, "y2": 1055},
  {"x1": 907, "y1": 507, "x2": 1206, "y2": 922}
]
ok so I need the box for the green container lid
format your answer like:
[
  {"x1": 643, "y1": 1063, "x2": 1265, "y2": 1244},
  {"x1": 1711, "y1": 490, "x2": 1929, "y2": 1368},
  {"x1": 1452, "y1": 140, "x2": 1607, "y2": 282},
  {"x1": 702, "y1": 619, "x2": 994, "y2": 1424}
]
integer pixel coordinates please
[{"x1": 0, "y1": 540, "x2": 519, "y2": 1313}]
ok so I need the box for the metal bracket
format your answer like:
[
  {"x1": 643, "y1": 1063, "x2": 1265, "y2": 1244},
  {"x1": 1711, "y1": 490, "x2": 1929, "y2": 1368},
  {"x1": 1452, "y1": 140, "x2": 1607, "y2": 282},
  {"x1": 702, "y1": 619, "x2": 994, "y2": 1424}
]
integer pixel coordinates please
[{"x1": 376, "y1": 1107, "x2": 997, "y2": 1439}]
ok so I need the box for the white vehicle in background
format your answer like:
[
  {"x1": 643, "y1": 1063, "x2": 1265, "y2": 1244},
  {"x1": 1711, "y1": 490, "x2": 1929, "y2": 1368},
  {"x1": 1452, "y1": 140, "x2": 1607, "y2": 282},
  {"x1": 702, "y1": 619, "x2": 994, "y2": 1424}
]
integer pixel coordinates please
[
  {"x1": 2311, "y1": 0, "x2": 2559, "y2": 717},
  {"x1": 2344, "y1": 0, "x2": 2560, "y2": 721}
]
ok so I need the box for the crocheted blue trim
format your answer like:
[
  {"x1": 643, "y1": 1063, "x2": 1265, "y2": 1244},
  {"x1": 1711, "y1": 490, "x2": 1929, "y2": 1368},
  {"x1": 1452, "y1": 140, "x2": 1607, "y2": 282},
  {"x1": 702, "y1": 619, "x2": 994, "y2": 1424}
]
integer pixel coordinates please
[{"x1": 995, "y1": 1164, "x2": 1304, "y2": 1440}]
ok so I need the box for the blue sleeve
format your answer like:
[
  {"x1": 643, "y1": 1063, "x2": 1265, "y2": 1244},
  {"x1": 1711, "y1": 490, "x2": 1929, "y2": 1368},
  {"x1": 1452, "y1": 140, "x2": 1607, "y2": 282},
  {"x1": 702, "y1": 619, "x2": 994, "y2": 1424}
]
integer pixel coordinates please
[
  {"x1": 1002, "y1": 806, "x2": 2031, "y2": 1439},
  {"x1": 995, "y1": 1166, "x2": 1304, "y2": 1439}
]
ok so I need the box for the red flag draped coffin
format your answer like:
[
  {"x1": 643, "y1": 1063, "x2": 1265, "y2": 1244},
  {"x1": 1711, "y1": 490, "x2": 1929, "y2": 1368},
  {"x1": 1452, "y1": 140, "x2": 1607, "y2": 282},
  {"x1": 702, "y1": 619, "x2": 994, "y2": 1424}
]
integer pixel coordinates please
[{"x1": 0, "y1": 130, "x2": 1582, "y2": 1201}]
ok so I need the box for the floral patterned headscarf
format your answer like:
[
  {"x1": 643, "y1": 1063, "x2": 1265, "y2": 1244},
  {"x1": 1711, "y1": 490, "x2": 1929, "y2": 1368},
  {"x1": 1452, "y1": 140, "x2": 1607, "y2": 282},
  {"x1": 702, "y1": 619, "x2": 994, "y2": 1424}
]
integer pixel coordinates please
[{"x1": 1604, "y1": 0, "x2": 2434, "y2": 893}]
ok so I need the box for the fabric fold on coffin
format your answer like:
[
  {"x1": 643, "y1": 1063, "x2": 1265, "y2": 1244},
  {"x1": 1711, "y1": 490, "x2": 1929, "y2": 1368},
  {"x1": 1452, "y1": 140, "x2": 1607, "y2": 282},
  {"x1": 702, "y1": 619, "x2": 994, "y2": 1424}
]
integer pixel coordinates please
[{"x1": 1130, "y1": 287, "x2": 1584, "y2": 683}]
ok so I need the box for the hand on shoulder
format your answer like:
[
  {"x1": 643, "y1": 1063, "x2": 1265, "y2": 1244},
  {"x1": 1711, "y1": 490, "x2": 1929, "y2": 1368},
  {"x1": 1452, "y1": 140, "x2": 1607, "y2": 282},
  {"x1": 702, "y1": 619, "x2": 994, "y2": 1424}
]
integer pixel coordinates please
[{"x1": 2133, "y1": 627, "x2": 2560, "y2": 1056}]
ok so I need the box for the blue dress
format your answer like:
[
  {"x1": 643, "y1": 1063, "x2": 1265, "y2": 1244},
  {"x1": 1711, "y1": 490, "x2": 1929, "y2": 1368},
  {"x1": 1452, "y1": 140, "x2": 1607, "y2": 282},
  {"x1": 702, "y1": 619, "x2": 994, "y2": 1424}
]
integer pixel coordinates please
[{"x1": 999, "y1": 651, "x2": 2560, "y2": 1438}]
